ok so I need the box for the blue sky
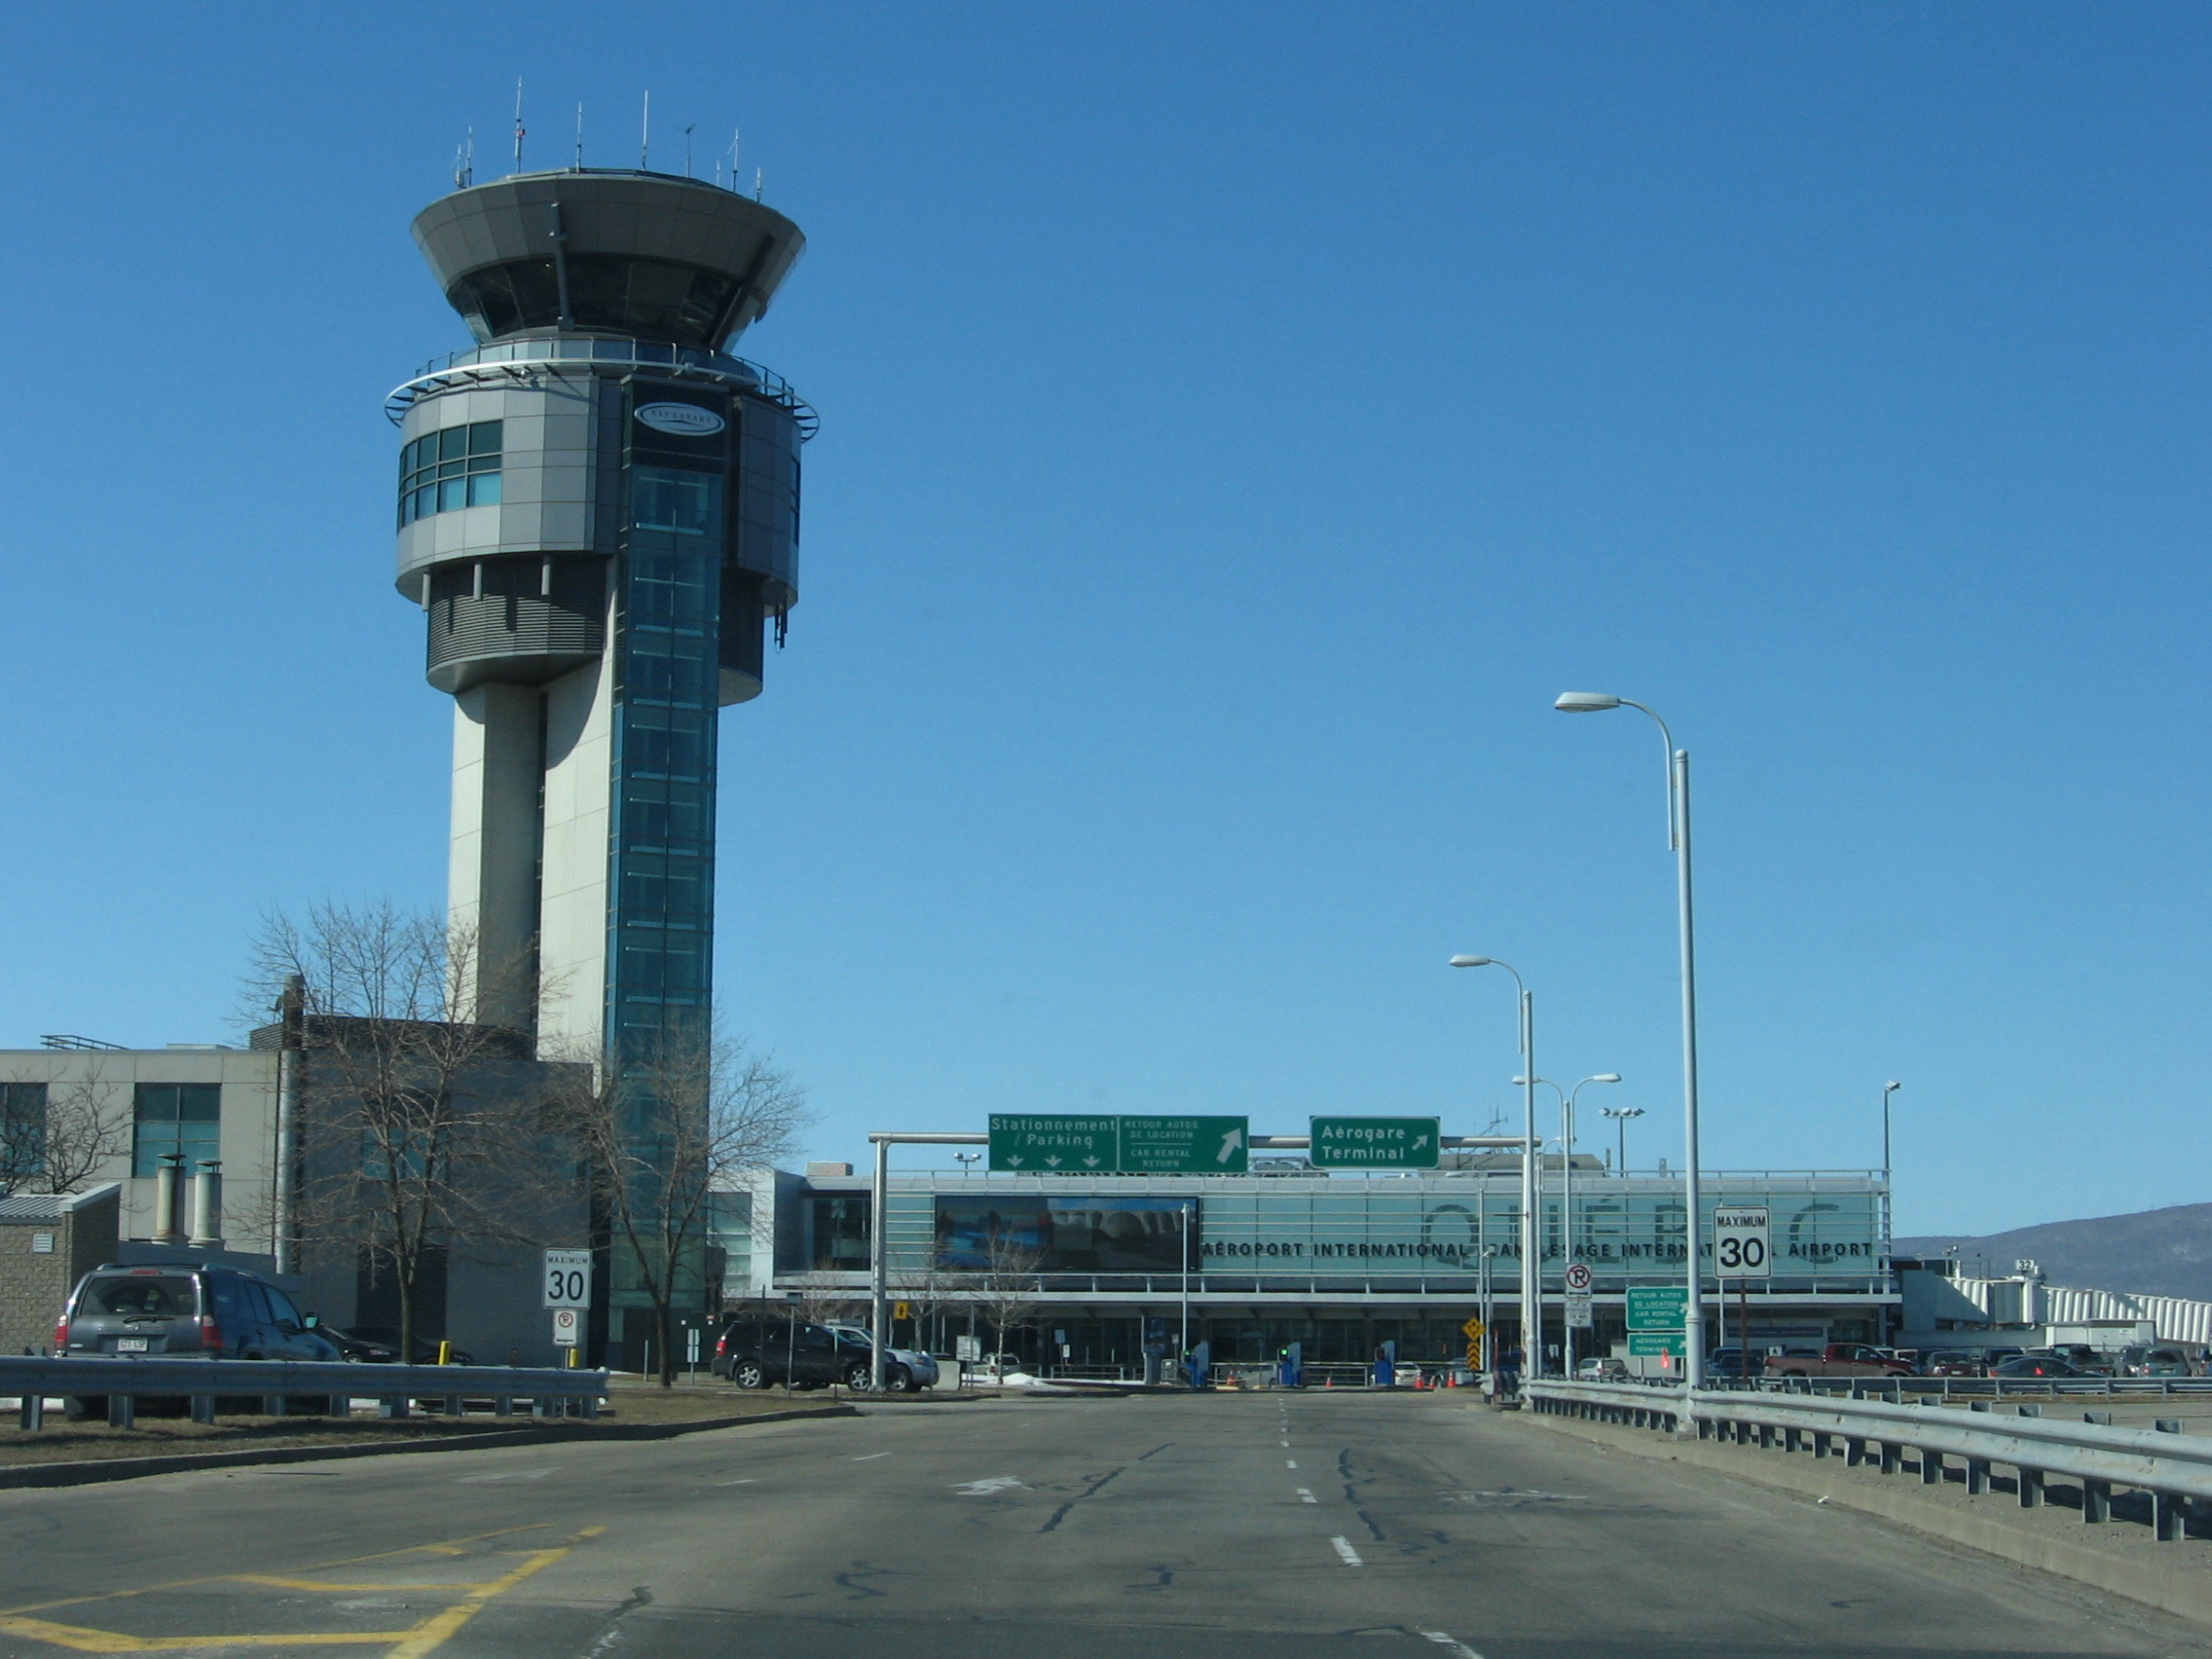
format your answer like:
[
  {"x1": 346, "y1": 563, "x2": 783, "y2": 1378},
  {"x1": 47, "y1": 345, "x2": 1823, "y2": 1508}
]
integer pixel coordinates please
[{"x1": 0, "y1": 3, "x2": 2204, "y2": 1235}]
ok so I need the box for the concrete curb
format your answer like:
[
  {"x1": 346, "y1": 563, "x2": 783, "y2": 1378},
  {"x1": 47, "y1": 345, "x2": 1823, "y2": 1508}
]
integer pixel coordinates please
[
  {"x1": 0, "y1": 1404, "x2": 859, "y2": 1491},
  {"x1": 1524, "y1": 1406, "x2": 2212, "y2": 1627}
]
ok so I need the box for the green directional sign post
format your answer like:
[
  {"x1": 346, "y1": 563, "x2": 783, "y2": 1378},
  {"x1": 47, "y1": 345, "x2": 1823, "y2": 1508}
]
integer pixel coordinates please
[
  {"x1": 1309, "y1": 1116, "x2": 1441, "y2": 1169},
  {"x1": 987, "y1": 1116, "x2": 1117, "y2": 1172},
  {"x1": 1119, "y1": 1116, "x2": 1249, "y2": 1174},
  {"x1": 1625, "y1": 1285, "x2": 1689, "y2": 1331},
  {"x1": 986, "y1": 1115, "x2": 1249, "y2": 1174}
]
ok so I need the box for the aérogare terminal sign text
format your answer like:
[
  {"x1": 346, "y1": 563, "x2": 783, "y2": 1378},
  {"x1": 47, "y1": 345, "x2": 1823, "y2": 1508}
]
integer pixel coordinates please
[{"x1": 1309, "y1": 1116, "x2": 1440, "y2": 1168}]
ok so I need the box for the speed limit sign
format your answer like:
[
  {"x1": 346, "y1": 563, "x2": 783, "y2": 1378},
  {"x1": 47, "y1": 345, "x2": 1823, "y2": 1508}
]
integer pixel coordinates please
[
  {"x1": 1714, "y1": 1207, "x2": 1770, "y2": 1278},
  {"x1": 543, "y1": 1248, "x2": 592, "y2": 1308}
]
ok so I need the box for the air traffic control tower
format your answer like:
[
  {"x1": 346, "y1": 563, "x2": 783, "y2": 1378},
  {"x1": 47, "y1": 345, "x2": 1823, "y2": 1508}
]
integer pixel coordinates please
[{"x1": 386, "y1": 169, "x2": 811, "y2": 1054}]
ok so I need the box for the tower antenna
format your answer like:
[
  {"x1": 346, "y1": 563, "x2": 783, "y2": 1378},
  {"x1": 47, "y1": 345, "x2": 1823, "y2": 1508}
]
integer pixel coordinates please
[
  {"x1": 682, "y1": 123, "x2": 695, "y2": 177},
  {"x1": 512, "y1": 78, "x2": 525, "y2": 172},
  {"x1": 453, "y1": 128, "x2": 475, "y2": 190},
  {"x1": 574, "y1": 102, "x2": 584, "y2": 169},
  {"x1": 754, "y1": 166, "x2": 763, "y2": 202},
  {"x1": 729, "y1": 128, "x2": 741, "y2": 193},
  {"x1": 640, "y1": 91, "x2": 650, "y2": 169}
]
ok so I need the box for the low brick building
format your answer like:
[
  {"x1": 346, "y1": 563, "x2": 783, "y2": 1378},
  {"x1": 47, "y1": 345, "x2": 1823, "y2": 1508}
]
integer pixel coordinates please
[{"x1": 0, "y1": 1184, "x2": 120, "y2": 1355}]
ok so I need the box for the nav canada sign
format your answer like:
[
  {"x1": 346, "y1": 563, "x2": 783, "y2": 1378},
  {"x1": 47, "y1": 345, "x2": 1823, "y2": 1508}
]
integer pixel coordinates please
[
  {"x1": 988, "y1": 1116, "x2": 1249, "y2": 1175},
  {"x1": 1309, "y1": 1116, "x2": 1440, "y2": 1169}
]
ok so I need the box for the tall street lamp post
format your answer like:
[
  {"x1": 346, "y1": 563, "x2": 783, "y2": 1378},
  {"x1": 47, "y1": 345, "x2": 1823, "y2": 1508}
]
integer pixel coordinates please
[
  {"x1": 1555, "y1": 691, "x2": 1708, "y2": 1388},
  {"x1": 1600, "y1": 1104, "x2": 1645, "y2": 1171},
  {"x1": 1517, "y1": 1072, "x2": 1622, "y2": 1377},
  {"x1": 1881, "y1": 1080, "x2": 1901, "y2": 1260},
  {"x1": 1449, "y1": 954, "x2": 1539, "y2": 1375}
]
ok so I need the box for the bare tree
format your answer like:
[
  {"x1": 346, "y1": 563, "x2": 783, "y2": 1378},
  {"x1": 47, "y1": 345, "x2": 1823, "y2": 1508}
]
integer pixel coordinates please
[
  {"x1": 0, "y1": 1058, "x2": 130, "y2": 1197},
  {"x1": 543, "y1": 1023, "x2": 810, "y2": 1385},
  {"x1": 963, "y1": 1235, "x2": 1046, "y2": 1360},
  {"x1": 243, "y1": 902, "x2": 561, "y2": 1362}
]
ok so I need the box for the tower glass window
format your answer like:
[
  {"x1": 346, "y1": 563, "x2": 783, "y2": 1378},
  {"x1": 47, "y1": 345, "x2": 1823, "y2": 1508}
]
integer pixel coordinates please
[
  {"x1": 398, "y1": 421, "x2": 502, "y2": 525},
  {"x1": 0, "y1": 1081, "x2": 46, "y2": 1185},
  {"x1": 132, "y1": 1083, "x2": 220, "y2": 1178}
]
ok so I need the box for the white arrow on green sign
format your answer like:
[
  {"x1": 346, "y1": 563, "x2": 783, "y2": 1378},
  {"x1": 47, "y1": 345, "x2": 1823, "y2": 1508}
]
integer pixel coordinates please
[{"x1": 1309, "y1": 1116, "x2": 1441, "y2": 1168}]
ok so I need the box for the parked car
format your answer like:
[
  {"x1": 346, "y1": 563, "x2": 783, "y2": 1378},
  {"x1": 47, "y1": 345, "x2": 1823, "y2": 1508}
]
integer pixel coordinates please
[
  {"x1": 711, "y1": 1317, "x2": 874, "y2": 1390},
  {"x1": 314, "y1": 1324, "x2": 475, "y2": 1366},
  {"x1": 1923, "y1": 1349, "x2": 1988, "y2": 1378},
  {"x1": 824, "y1": 1324, "x2": 940, "y2": 1391},
  {"x1": 1576, "y1": 1357, "x2": 1629, "y2": 1381},
  {"x1": 57, "y1": 1264, "x2": 337, "y2": 1363},
  {"x1": 1705, "y1": 1347, "x2": 1762, "y2": 1381},
  {"x1": 1992, "y1": 1353, "x2": 2099, "y2": 1379},
  {"x1": 1765, "y1": 1344, "x2": 1915, "y2": 1380},
  {"x1": 2022, "y1": 1345, "x2": 2113, "y2": 1376},
  {"x1": 2120, "y1": 1345, "x2": 2193, "y2": 1378}
]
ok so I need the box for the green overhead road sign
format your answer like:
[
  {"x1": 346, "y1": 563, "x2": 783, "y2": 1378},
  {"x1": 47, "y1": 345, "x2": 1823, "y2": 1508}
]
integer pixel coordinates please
[
  {"x1": 1309, "y1": 1116, "x2": 1440, "y2": 1169},
  {"x1": 1625, "y1": 1286, "x2": 1689, "y2": 1332},
  {"x1": 988, "y1": 1115, "x2": 1117, "y2": 1171},
  {"x1": 1120, "y1": 1116, "x2": 1248, "y2": 1174},
  {"x1": 986, "y1": 1115, "x2": 1249, "y2": 1174},
  {"x1": 1628, "y1": 1332, "x2": 1686, "y2": 1357}
]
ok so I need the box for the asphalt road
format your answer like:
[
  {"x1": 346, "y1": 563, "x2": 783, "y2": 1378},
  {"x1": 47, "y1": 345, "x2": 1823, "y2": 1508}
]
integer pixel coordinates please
[{"x1": 0, "y1": 1390, "x2": 2206, "y2": 1659}]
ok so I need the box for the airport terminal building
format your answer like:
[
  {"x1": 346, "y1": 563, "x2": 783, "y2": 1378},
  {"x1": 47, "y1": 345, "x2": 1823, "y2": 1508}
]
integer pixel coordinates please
[{"x1": 729, "y1": 1155, "x2": 1896, "y2": 1371}]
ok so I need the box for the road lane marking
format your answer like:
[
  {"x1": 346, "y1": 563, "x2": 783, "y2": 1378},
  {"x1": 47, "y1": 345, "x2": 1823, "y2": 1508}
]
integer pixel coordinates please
[
  {"x1": 713, "y1": 1479, "x2": 756, "y2": 1486},
  {"x1": 1330, "y1": 1535, "x2": 1364, "y2": 1567},
  {"x1": 853, "y1": 1453, "x2": 890, "y2": 1460},
  {"x1": 455, "y1": 1467, "x2": 555, "y2": 1483},
  {"x1": 952, "y1": 1477, "x2": 1027, "y2": 1494},
  {"x1": 1296, "y1": 1488, "x2": 1316, "y2": 1503},
  {"x1": 1419, "y1": 1632, "x2": 1484, "y2": 1658},
  {"x1": 0, "y1": 1525, "x2": 602, "y2": 1655},
  {"x1": 1285, "y1": 1458, "x2": 1297, "y2": 1468}
]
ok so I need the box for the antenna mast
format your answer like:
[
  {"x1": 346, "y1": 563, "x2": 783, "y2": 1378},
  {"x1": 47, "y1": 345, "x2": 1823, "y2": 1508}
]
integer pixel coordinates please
[
  {"x1": 574, "y1": 103, "x2": 584, "y2": 169},
  {"x1": 640, "y1": 91, "x2": 650, "y2": 169},
  {"x1": 512, "y1": 78, "x2": 525, "y2": 172},
  {"x1": 682, "y1": 123, "x2": 695, "y2": 177}
]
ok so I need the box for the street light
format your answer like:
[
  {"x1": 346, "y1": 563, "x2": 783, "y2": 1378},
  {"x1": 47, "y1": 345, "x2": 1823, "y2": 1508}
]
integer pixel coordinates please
[
  {"x1": 1601, "y1": 1110, "x2": 1654, "y2": 1176},
  {"x1": 1516, "y1": 1072, "x2": 1621, "y2": 1376},
  {"x1": 1881, "y1": 1081, "x2": 1902, "y2": 1257},
  {"x1": 1449, "y1": 954, "x2": 1540, "y2": 1378},
  {"x1": 1555, "y1": 690, "x2": 1708, "y2": 1388}
]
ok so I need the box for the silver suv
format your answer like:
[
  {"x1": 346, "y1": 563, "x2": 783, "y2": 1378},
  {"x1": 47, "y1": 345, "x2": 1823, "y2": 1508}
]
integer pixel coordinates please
[{"x1": 57, "y1": 1265, "x2": 338, "y2": 1363}]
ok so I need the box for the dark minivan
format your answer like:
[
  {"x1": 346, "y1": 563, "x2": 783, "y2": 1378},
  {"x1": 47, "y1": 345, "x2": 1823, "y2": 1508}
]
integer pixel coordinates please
[
  {"x1": 56, "y1": 1264, "x2": 339, "y2": 1363},
  {"x1": 711, "y1": 1317, "x2": 873, "y2": 1390}
]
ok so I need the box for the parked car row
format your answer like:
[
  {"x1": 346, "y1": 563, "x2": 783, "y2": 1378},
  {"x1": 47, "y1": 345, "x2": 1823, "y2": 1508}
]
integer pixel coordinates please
[{"x1": 710, "y1": 1318, "x2": 941, "y2": 1392}]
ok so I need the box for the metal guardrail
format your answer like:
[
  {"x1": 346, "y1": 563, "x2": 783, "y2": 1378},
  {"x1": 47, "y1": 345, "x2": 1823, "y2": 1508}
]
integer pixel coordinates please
[
  {"x1": 4, "y1": 1356, "x2": 608, "y2": 1431},
  {"x1": 1711, "y1": 1374, "x2": 2212, "y2": 1401},
  {"x1": 1528, "y1": 1378, "x2": 2212, "y2": 1539}
]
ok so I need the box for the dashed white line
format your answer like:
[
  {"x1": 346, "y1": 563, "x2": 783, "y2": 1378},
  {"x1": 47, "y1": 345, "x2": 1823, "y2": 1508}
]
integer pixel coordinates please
[
  {"x1": 1330, "y1": 1535, "x2": 1364, "y2": 1567},
  {"x1": 713, "y1": 1479, "x2": 756, "y2": 1486},
  {"x1": 1296, "y1": 1488, "x2": 1316, "y2": 1503},
  {"x1": 1418, "y1": 1632, "x2": 1484, "y2": 1658},
  {"x1": 1286, "y1": 1459, "x2": 1298, "y2": 1469},
  {"x1": 853, "y1": 1453, "x2": 890, "y2": 1461}
]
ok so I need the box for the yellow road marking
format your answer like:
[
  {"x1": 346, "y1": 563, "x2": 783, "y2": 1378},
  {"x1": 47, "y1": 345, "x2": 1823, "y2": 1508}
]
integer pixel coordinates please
[
  {"x1": 0, "y1": 1525, "x2": 561, "y2": 1619},
  {"x1": 0, "y1": 1525, "x2": 605, "y2": 1655},
  {"x1": 382, "y1": 1545, "x2": 574, "y2": 1659},
  {"x1": 0, "y1": 1616, "x2": 408, "y2": 1650}
]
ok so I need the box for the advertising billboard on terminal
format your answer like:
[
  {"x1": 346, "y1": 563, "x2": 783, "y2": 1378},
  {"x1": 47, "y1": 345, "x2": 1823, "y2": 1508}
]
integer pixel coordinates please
[{"x1": 935, "y1": 1197, "x2": 1194, "y2": 1273}]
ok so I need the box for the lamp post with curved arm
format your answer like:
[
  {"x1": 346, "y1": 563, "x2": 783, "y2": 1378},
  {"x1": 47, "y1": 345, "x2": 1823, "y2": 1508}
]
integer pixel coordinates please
[
  {"x1": 1554, "y1": 691, "x2": 1707, "y2": 1387},
  {"x1": 1449, "y1": 954, "x2": 1538, "y2": 1376}
]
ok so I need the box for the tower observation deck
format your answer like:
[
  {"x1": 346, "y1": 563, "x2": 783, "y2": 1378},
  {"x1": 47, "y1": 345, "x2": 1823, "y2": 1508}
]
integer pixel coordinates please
[{"x1": 388, "y1": 168, "x2": 810, "y2": 1053}]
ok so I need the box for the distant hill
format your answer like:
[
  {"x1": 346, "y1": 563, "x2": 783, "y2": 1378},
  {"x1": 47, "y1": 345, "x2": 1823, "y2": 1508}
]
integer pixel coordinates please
[{"x1": 1897, "y1": 1203, "x2": 2212, "y2": 1304}]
